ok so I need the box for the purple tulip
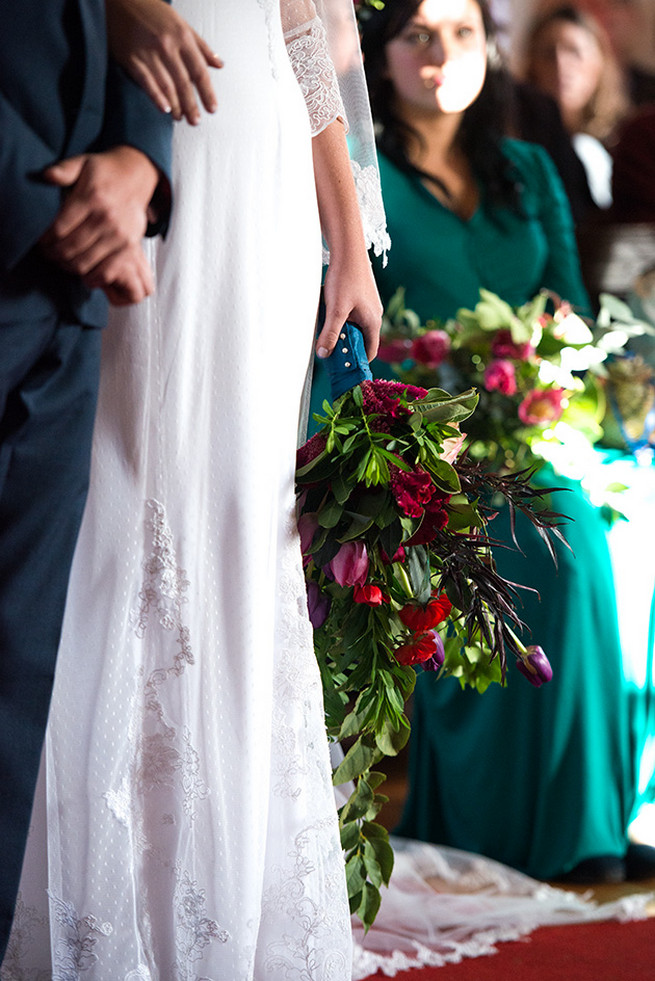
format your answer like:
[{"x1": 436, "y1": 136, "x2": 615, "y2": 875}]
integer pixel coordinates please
[
  {"x1": 306, "y1": 581, "x2": 331, "y2": 629},
  {"x1": 297, "y1": 512, "x2": 319, "y2": 557},
  {"x1": 421, "y1": 632, "x2": 446, "y2": 673},
  {"x1": 329, "y1": 541, "x2": 369, "y2": 587},
  {"x1": 516, "y1": 645, "x2": 553, "y2": 687}
]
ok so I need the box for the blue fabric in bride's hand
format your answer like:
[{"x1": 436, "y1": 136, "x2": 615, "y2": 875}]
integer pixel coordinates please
[{"x1": 327, "y1": 322, "x2": 373, "y2": 401}]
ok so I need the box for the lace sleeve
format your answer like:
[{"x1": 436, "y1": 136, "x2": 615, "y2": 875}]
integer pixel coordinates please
[
  {"x1": 282, "y1": 0, "x2": 347, "y2": 136},
  {"x1": 281, "y1": 0, "x2": 390, "y2": 262}
]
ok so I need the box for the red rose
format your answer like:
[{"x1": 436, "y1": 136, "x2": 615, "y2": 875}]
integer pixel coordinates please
[
  {"x1": 398, "y1": 593, "x2": 452, "y2": 631},
  {"x1": 394, "y1": 632, "x2": 439, "y2": 666},
  {"x1": 353, "y1": 584, "x2": 387, "y2": 606}
]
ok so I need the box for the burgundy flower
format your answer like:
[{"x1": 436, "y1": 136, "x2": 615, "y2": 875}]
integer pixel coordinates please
[
  {"x1": 491, "y1": 329, "x2": 534, "y2": 361},
  {"x1": 410, "y1": 330, "x2": 451, "y2": 368},
  {"x1": 518, "y1": 388, "x2": 565, "y2": 426},
  {"x1": 329, "y1": 541, "x2": 369, "y2": 587},
  {"x1": 394, "y1": 632, "x2": 439, "y2": 666},
  {"x1": 422, "y1": 632, "x2": 446, "y2": 672},
  {"x1": 353, "y1": 584, "x2": 387, "y2": 606},
  {"x1": 306, "y1": 581, "x2": 331, "y2": 629},
  {"x1": 399, "y1": 593, "x2": 452, "y2": 632},
  {"x1": 296, "y1": 433, "x2": 327, "y2": 470},
  {"x1": 405, "y1": 493, "x2": 450, "y2": 546},
  {"x1": 376, "y1": 338, "x2": 413, "y2": 364},
  {"x1": 516, "y1": 645, "x2": 553, "y2": 687},
  {"x1": 484, "y1": 359, "x2": 517, "y2": 396},
  {"x1": 390, "y1": 467, "x2": 435, "y2": 518}
]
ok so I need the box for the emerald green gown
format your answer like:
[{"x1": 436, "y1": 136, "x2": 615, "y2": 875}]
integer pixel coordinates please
[{"x1": 372, "y1": 140, "x2": 635, "y2": 878}]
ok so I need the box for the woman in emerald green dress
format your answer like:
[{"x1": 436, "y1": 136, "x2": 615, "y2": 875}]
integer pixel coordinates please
[{"x1": 359, "y1": 0, "x2": 647, "y2": 882}]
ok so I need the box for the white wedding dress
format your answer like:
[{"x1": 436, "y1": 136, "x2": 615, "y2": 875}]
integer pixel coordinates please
[{"x1": 2, "y1": 2, "x2": 361, "y2": 977}]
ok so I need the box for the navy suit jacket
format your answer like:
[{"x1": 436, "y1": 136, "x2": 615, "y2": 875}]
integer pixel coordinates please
[{"x1": 0, "y1": 0, "x2": 173, "y2": 327}]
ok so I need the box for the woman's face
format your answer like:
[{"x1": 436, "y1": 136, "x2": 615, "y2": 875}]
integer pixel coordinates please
[
  {"x1": 530, "y1": 20, "x2": 604, "y2": 120},
  {"x1": 384, "y1": 0, "x2": 488, "y2": 119}
]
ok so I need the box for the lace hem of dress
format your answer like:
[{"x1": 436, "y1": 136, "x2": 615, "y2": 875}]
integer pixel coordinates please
[{"x1": 284, "y1": 18, "x2": 347, "y2": 137}]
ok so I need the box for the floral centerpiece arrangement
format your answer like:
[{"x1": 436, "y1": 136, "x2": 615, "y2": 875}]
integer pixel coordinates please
[
  {"x1": 378, "y1": 288, "x2": 655, "y2": 494},
  {"x1": 296, "y1": 376, "x2": 563, "y2": 929}
]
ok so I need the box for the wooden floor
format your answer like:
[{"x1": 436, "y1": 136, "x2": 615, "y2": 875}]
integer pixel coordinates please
[{"x1": 376, "y1": 747, "x2": 655, "y2": 911}]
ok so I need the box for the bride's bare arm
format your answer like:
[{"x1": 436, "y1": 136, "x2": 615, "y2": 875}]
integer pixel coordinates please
[
  {"x1": 105, "y1": 0, "x2": 223, "y2": 125},
  {"x1": 312, "y1": 120, "x2": 383, "y2": 361}
]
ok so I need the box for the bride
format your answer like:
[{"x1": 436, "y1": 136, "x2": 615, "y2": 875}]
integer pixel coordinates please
[{"x1": 1, "y1": 1, "x2": 385, "y2": 977}]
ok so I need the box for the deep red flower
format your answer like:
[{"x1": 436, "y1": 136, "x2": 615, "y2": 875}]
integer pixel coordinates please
[
  {"x1": 405, "y1": 493, "x2": 450, "y2": 546},
  {"x1": 353, "y1": 584, "x2": 387, "y2": 606},
  {"x1": 394, "y1": 632, "x2": 439, "y2": 666},
  {"x1": 361, "y1": 379, "x2": 428, "y2": 422},
  {"x1": 398, "y1": 593, "x2": 452, "y2": 631},
  {"x1": 390, "y1": 467, "x2": 435, "y2": 518},
  {"x1": 296, "y1": 433, "x2": 327, "y2": 470}
]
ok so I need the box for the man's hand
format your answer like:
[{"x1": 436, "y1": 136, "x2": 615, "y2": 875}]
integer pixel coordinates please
[
  {"x1": 40, "y1": 145, "x2": 159, "y2": 278},
  {"x1": 106, "y1": 0, "x2": 222, "y2": 125},
  {"x1": 84, "y1": 242, "x2": 155, "y2": 306}
]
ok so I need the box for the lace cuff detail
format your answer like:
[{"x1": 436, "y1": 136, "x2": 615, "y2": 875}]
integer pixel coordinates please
[{"x1": 285, "y1": 17, "x2": 348, "y2": 137}]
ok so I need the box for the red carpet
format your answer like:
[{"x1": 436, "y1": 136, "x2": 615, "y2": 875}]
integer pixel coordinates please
[{"x1": 367, "y1": 918, "x2": 655, "y2": 981}]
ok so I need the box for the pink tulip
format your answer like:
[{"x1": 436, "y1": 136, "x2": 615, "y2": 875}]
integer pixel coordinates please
[{"x1": 329, "y1": 541, "x2": 369, "y2": 587}]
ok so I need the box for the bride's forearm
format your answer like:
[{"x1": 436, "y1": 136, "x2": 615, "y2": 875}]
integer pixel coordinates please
[
  {"x1": 311, "y1": 119, "x2": 368, "y2": 260},
  {"x1": 311, "y1": 119, "x2": 382, "y2": 360}
]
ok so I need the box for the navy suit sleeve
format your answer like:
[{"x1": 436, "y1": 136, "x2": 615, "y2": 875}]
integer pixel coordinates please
[
  {"x1": 0, "y1": 93, "x2": 63, "y2": 273},
  {"x1": 97, "y1": 60, "x2": 174, "y2": 237}
]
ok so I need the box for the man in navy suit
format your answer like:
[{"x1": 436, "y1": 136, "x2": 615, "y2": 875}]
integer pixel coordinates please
[{"x1": 0, "y1": 0, "x2": 173, "y2": 957}]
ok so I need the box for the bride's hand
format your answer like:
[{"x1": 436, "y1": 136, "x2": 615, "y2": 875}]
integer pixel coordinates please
[
  {"x1": 318, "y1": 252, "x2": 383, "y2": 362},
  {"x1": 106, "y1": 0, "x2": 223, "y2": 125}
]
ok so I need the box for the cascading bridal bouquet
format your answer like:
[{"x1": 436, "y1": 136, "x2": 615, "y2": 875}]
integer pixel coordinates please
[{"x1": 296, "y1": 326, "x2": 564, "y2": 930}]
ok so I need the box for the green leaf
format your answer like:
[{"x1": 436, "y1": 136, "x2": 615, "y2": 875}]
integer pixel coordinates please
[
  {"x1": 367, "y1": 834, "x2": 395, "y2": 885},
  {"x1": 427, "y1": 459, "x2": 462, "y2": 494},
  {"x1": 375, "y1": 716, "x2": 410, "y2": 756},
  {"x1": 340, "y1": 821, "x2": 361, "y2": 852},
  {"x1": 363, "y1": 841, "x2": 383, "y2": 888},
  {"x1": 317, "y1": 498, "x2": 344, "y2": 529},
  {"x1": 356, "y1": 882, "x2": 382, "y2": 932},
  {"x1": 407, "y1": 545, "x2": 431, "y2": 604},
  {"x1": 412, "y1": 388, "x2": 479, "y2": 424},
  {"x1": 332, "y1": 738, "x2": 379, "y2": 785},
  {"x1": 345, "y1": 853, "x2": 367, "y2": 897}
]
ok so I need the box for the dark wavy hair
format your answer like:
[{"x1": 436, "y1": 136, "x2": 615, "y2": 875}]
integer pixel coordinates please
[{"x1": 359, "y1": 0, "x2": 523, "y2": 213}]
